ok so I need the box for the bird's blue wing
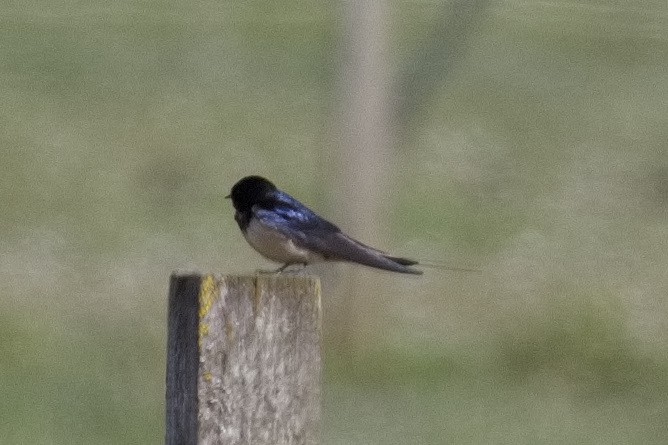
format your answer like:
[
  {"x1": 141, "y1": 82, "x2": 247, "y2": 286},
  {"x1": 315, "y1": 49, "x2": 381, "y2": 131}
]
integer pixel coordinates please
[
  {"x1": 253, "y1": 191, "x2": 340, "y2": 242},
  {"x1": 252, "y1": 191, "x2": 421, "y2": 274}
]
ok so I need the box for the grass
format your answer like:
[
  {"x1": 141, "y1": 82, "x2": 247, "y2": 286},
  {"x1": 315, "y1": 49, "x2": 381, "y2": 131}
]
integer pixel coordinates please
[{"x1": 1, "y1": 0, "x2": 667, "y2": 443}]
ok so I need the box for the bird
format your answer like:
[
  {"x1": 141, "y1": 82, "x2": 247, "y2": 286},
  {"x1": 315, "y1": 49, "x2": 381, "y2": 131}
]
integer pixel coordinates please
[{"x1": 226, "y1": 175, "x2": 423, "y2": 274}]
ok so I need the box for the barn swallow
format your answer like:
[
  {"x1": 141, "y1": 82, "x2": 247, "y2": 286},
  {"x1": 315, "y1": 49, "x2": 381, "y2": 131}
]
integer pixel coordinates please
[{"x1": 226, "y1": 175, "x2": 422, "y2": 274}]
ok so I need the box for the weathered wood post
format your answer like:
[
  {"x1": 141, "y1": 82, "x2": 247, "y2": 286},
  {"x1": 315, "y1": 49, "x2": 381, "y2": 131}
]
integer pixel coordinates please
[{"x1": 166, "y1": 273, "x2": 322, "y2": 445}]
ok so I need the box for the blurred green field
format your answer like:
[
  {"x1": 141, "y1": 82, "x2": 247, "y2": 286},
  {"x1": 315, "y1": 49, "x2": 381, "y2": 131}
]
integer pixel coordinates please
[{"x1": 1, "y1": 0, "x2": 667, "y2": 443}]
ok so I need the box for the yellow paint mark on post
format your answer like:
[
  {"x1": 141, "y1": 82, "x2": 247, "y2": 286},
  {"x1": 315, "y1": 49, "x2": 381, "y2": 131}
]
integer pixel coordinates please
[
  {"x1": 199, "y1": 323, "x2": 209, "y2": 340},
  {"x1": 199, "y1": 275, "x2": 218, "y2": 318},
  {"x1": 198, "y1": 275, "x2": 218, "y2": 349}
]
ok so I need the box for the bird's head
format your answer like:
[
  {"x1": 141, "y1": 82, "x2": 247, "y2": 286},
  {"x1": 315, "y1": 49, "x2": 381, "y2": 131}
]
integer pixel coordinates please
[{"x1": 226, "y1": 176, "x2": 277, "y2": 211}]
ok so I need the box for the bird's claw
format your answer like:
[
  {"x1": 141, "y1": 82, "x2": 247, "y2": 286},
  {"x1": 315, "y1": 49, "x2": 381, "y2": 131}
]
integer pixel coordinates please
[{"x1": 254, "y1": 263, "x2": 307, "y2": 275}]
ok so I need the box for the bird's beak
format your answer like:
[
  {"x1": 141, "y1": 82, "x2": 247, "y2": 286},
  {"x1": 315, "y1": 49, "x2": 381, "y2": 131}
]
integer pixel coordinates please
[{"x1": 225, "y1": 194, "x2": 231, "y2": 199}]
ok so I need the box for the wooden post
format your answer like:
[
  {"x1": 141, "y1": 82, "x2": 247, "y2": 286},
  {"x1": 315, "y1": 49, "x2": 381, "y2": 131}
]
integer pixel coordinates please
[{"x1": 166, "y1": 274, "x2": 322, "y2": 445}]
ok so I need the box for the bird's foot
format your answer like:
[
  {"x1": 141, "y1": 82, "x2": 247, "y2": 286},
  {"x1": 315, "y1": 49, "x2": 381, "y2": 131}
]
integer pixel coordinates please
[
  {"x1": 254, "y1": 268, "x2": 279, "y2": 275},
  {"x1": 254, "y1": 263, "x2": 308, "y2": 275}
]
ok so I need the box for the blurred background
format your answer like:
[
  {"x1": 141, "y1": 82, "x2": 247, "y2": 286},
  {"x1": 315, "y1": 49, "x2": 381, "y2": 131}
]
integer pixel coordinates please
[{"x1": 2, "y1": 0, "x2": 667, "y2": 443}]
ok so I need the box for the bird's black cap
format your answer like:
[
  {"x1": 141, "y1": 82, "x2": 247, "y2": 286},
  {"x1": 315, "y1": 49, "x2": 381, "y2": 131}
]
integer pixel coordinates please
[{"x1": 228, "y1": 176, "x2": 277, "y2": 211}]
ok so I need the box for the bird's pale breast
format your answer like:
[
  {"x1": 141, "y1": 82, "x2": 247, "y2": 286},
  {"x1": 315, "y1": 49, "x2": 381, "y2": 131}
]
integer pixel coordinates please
[{"x1": 243, "y1": 217, "x2": 323, "y2": 264}]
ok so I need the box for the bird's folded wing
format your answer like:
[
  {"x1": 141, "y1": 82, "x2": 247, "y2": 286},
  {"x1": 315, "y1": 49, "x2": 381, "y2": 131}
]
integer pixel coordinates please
[{"x1": 254, "y1": 206, "x2": 421, "y2": 274}]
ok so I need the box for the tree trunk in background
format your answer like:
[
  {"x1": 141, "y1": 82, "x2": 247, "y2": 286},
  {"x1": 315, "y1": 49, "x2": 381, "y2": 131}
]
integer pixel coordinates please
[
  {"x1": 331, "y1": 0, "x2": 489, "y2": 353},
  {"x1": 336, "y1": 0, "x2": 391, "y2": 352}
]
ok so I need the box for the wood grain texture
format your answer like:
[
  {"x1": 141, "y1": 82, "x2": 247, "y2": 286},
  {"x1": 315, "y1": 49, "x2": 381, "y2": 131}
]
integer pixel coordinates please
[
  {"x1": 167, "y1": 273, "x2": 322, "y2": 445},
  {"x1": 199, "y1": 275, "x2": 322, "y2": 445},
  {"x1": 166, "y1": 274, "x2": 201, "y2": 445}
]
